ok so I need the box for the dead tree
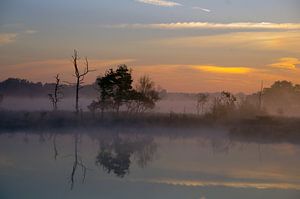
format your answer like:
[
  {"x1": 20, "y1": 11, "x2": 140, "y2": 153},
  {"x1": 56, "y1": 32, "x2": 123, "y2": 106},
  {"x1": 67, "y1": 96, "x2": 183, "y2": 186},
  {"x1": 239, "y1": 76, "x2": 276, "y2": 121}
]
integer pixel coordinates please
[
  {"x1": 48, "y1": 74, "x2": 62, "y2": 111},
  {"x1": 71, "y1": 50, "x2": 93, "y2": 114}
]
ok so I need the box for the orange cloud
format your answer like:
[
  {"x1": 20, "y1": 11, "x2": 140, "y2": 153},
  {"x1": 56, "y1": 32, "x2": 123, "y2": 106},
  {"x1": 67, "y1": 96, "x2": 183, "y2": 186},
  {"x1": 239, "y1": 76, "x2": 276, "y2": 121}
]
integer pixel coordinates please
[
  {"x1": 157, "y1": 31, "x2": 300, "y2": 53},
  {"x1": 115, "y1": 22, "x2": 300, "y2": 30},
  {"x1": 269, "y1": 57, "x2": 300, "y2": 70},
  {"x1": 193, "y1": 65, "x2": 253, "y2": 74}
]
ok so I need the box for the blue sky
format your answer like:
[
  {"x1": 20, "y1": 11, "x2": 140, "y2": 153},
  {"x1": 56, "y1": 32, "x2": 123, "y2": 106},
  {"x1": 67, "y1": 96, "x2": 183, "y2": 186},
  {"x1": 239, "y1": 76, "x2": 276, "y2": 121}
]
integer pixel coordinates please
[{"x1": 0, "y1": 0, "x2": 300, "y2": 92}]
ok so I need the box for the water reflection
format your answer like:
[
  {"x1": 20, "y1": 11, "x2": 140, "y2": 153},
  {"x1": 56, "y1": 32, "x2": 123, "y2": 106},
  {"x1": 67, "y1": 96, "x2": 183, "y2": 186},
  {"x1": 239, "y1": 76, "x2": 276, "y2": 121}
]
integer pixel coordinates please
[
  {"x1": 95, "y1": 134, "x2": 157, "y2": 178},
  {"x1": 69, "y1": 133, "x2": 87, "y2": 190},
  {"x1": 0, "y1": 128, "x2": 300, "y2": 199}
]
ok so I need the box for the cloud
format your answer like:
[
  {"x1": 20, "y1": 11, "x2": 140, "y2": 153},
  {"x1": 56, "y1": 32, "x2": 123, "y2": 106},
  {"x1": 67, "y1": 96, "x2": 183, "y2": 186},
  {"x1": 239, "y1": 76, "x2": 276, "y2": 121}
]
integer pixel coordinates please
[
  {"x1": 130, "y1": 178, "x2": 300, "y2": 190},
  {"x1": 194, "y1": 65, "x2": 253, "y2": 74},
  {"x1": 156, "y1": 31, "x2": 300, "y2": 53},
  {"x1": 269, "y1": 57, "x2": 300, "y2": 70},
  {"x1": 0, "y1": 29, "x2": 37, "y2": 46},
  {"x1": 24, "y1": 30, "x2": 37, "y2": 34},
  {"x1": 0, "y1": 33, "x2": 17, "y2": 45},
  {"x1": 192, "y1": 7, "x2": 211, "y2": 12},
  {"x1": 112, "y1": 22, "x2": 300, "y2": 30},
  {"x1": 135, "y1": 0, "x2": 181, "y2": 7}
]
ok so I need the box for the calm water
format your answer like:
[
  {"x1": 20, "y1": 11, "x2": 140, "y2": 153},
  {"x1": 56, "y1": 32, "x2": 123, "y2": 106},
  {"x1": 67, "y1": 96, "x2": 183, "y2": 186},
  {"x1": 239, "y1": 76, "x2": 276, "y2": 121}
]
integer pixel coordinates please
[{"x1": 0, "y1": 128, "x2": 299, "y2": 199}]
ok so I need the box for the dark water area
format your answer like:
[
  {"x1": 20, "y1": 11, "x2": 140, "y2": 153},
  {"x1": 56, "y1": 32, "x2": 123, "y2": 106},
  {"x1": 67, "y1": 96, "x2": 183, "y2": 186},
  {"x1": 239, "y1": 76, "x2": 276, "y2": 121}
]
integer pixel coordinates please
[{"x1": 0, "y1": 128, "x2": 299, "y2": 199}]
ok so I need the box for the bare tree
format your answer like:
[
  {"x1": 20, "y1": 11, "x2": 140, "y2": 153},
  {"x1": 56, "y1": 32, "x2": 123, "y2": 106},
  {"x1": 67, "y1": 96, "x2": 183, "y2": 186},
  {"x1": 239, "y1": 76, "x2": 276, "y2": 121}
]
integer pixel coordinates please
[
  {"x1": 127, "y1": 75, "x2": 160, "y2": 113},
  {"x1": 71, "y1": 50, "x2": 93, "y2": 114},
  {"x1": 48, "y1": 74, "x2": 62, "y2": 111}
]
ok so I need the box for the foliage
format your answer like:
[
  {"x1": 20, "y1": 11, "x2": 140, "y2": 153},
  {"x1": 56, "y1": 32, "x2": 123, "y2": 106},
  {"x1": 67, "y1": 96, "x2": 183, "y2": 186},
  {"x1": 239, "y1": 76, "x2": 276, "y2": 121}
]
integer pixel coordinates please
[
  {"x1": 262, "y1": 80, "x2": 300, "y2": 115},
  {"x1": 127, "y1": 76, "x2": 160, "y2": 113},
  {"x1": 94, "y1": 66, "x2": 160, "y2": 115},
  {"x1": 96, "y1": 65, "x2": 133, "y2": 113},
  {"x1": 210, "y1": 91, "x2": 237, "y2": 119},
  {"x1": 246, "y1": 80, "x2": 300, "y2": 115}
]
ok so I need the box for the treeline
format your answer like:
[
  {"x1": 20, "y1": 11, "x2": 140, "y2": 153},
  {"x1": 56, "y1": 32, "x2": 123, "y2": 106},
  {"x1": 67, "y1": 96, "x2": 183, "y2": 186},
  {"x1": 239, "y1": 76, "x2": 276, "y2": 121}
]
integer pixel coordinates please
[
  {"x1": 1, "y1": 50, "x2": 300, "y2": 117},
  {"x1": 194, "y1": 80, "x2": 300, "y2": 119},
  {"x1": 0, "y1": 78, "x2": 97, "y2": 98}
]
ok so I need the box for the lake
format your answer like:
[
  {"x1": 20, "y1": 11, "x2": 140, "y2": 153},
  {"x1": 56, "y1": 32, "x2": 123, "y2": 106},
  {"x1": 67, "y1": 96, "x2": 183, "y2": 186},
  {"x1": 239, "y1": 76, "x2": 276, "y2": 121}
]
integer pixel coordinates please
[{"x1": 0, "y1": 127, "x2": 299, "y2": 199}]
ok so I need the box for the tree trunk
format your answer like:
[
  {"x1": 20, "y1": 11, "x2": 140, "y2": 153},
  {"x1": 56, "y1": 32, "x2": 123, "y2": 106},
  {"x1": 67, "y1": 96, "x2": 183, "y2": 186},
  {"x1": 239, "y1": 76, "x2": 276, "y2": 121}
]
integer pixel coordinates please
[{"x1": 75, "y1": 77, "x2": 80, "y2": 114}]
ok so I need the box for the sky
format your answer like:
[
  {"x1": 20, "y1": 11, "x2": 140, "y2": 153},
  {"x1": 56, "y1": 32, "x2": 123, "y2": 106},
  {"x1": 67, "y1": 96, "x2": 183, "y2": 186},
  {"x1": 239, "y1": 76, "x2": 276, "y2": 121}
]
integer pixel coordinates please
[{"x1": 0, "y1": 0, "x2": 300, "y2": 93}]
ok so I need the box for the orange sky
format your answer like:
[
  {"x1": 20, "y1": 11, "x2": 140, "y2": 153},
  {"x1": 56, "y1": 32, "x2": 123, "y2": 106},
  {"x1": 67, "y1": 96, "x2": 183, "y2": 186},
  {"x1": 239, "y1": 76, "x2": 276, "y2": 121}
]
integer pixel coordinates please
[{"x1": 0, "y1": 1, "x2": 300, "y2": 93}]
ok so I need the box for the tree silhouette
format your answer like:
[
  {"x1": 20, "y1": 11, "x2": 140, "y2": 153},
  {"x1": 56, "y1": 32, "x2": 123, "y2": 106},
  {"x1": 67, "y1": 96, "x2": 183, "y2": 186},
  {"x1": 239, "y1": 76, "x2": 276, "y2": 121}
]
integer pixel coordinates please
[
  {"x1": 48, "y1": 74, "x2": 63, "y2": 111},
  {"x1": 96, "y1": 69, "x2": 116, "y2": 116},
  {"x1": 261, "y1": 80, "x2": 300, "y2": 115},
  {"x1": 71, "y1": 50, "x2": 94, "y2": 114},
  {"x1": 95, "y1": 65, "x2": 133, "y2": 114},
  {"x1": 128, "y1": 75, "x2": 160, "y2": 113},
  {"x1": 211, "y1": 91, "x2": 237, "y2": 118},
  {"x1": 112, "y1": 65, "x2": 133, "y2": 113}
]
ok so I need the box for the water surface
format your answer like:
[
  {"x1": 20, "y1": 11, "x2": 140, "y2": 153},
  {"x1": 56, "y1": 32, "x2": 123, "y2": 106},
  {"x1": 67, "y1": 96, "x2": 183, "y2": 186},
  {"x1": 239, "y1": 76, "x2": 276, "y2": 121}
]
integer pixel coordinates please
[{"x1": 0, "y1": 128, "x2": 299, "y2": 199}]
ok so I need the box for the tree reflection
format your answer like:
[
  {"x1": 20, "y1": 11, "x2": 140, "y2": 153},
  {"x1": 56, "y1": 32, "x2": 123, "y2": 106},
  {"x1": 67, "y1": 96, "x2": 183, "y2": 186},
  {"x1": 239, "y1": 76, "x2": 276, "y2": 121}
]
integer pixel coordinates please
[
  {"x1": 69, "y1": 133, "x2": 87, "y2": 190},
  {"x1": 95, "y1": 134, "x2": 157, "y2": 177}
]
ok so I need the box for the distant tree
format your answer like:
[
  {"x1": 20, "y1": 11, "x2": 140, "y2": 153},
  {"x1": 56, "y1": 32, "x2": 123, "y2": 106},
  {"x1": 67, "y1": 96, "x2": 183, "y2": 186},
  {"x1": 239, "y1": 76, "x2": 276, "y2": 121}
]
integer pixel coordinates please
[
  {"x1": 87, "y1": 100, "x2": 99, "y2": 115},
  {"x1": 0, "y1": 78, "x2": 45, "y2": 97},
  {"x1": 71, "y1": 50, "x2": 94, "y2": 114},
  {"x1": 128, "y1": 75, "x2": 160, "y2": 113},
  {"x1": 259, "y1": 80, "x2": 300, "y2": 114},
  {"x1": 210, "y1": 91, "x2": 237, "y2": 119},
  {"x1": 196, "y1": 93, "x2": 209, "y2": 116},
  {"x1": 48, "y1": 74, "x2": 63, "y2": 111}
]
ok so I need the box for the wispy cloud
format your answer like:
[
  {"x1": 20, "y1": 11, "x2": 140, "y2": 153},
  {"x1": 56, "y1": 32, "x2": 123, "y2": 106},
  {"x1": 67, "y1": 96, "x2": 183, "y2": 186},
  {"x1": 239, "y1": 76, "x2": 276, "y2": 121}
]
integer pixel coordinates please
[
  {"x1": 156, "y1": 31, "x2": 300, "y2": 53},
  {"x1": 193, "y1": 65, "x2": 254, "y2": 74},
  {"x1": 192, "y1": 7, "x2": 211, "y2": 12},
  {"x1": 130, "y1": 178, "x2": 300, "y2": 190},
  {"x1": 0, "y1": 26, "x2": 37, "y2": 46},
  {"x1": 269, "y1": 57, "x2": 300, "y2": 70},
  {"x1": 135, "y1": 0, "x2": 181, "y2": 7},
  {"x1": 111, "y1": 22, "x2": 300, "y2": 30},
  {"x1": 0, "y1": 33, "x2": 17, "y2": 46},
  {"x1": 24, "y1": 30, "x2": 37, "y2": 34}
]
